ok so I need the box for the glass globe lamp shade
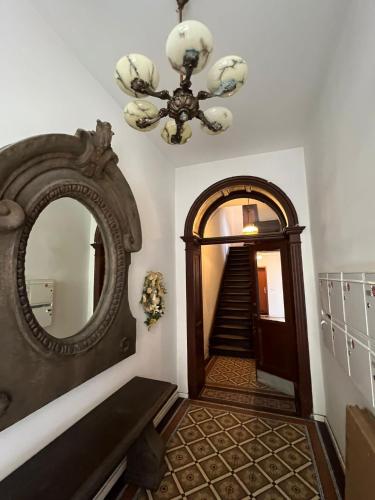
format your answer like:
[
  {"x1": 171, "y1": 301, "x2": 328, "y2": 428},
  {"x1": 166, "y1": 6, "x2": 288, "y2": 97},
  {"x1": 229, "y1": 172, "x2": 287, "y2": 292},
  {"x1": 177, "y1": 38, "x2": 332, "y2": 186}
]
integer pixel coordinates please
[
  {"x1": 166, "y1": 20, "x2": 213, "y2": 74},
  {"x1": 161, "y1": 119, "x2": 192, "y2": 145},
  {"x1": 115, "y1": 53, "x2": 159, "y2": 97},
  {"x1": 200, "y1": 107, "x2": 233, "y2": 135},
  {"x1": 207, "y1": 55, "x2": 248, "y2": 97},
  {"x1": 124, "y1": 100, "x2": 160, "y2": 131},
  {"x1": 242, "y1": 224, "x2": 259, "y2": 235}
]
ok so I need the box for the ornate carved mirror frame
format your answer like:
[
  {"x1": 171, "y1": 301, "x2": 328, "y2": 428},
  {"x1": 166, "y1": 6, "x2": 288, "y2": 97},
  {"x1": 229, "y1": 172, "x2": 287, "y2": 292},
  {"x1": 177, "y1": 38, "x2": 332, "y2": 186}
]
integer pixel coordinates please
[{"x1": 0, "y1": 121, "x2": 142, "y2": 431}]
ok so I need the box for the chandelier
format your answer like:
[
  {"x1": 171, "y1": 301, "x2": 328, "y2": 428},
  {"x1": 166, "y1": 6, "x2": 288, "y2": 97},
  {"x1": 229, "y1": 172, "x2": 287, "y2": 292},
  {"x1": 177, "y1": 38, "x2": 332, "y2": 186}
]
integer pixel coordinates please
[{"x1": 114, "y1": 0, "x2": 248, "y2": 145}]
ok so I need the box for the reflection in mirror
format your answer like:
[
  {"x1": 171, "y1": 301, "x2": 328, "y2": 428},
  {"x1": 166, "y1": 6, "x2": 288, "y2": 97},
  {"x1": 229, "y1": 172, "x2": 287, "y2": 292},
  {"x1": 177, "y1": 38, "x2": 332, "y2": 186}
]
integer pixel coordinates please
[
  {"x1": 203, "y1": 198, "x2": 281, "y2": 237},
  {"x1": 257, "y1": 250, "x2": 285, "y2": 322},
  {"x1": 25, "y1": 198, "x2": 105, "y2": 338}
]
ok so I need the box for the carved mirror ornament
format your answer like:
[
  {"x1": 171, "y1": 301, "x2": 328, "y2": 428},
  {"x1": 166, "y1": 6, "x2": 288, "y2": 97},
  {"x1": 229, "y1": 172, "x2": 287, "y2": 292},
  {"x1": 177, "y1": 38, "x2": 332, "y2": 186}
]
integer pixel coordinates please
[{"x1": 0, "y1": 120, "x2": 142, "y2": 430}]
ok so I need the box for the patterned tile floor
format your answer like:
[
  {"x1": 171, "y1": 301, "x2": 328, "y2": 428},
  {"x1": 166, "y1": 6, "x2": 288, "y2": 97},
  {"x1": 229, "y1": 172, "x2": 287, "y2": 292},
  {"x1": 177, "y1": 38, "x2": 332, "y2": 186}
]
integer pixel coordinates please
[
  {"x1": 203, "y1": 357, "x2": 296, "y2": 415},
  {"x1": 136, "y1": 400, "x2": 331, "y2": 500},
  {"x1": 205, "y1": 357, "x2": 271, "y2": 392},
  {"x1": 200, "y1": 388, "x2": 296, "y2": 415}
]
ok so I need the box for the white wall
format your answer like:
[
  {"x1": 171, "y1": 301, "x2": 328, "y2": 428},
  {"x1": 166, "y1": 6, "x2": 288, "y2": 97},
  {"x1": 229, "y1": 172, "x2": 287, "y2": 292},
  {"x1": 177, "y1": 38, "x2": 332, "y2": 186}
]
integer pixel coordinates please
[
  {"x1": 175, "y1": 148, "x2": 325, "y2": 416},
  {"x1": 304, "y1": 0, "x2": 375, "y2": 456},
  {"x1": 25, "y1": 198, "x2": 92, "y2": 338},
  {"x1": 201, "y1": 205, "x2": 243, "y2": 359},
  {"x1": 257, "y1": 251, "x2": 285, "y2": 318},
  {"x1": 0, "y1": 0, "x2": 176, "y2": 480}
]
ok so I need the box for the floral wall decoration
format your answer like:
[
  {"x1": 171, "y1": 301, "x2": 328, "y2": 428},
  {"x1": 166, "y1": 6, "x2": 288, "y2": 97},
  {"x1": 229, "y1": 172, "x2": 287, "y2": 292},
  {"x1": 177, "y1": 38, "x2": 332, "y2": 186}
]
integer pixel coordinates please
[{"x1": 140, "y1": 271, "x2": 167, "y2": 330}]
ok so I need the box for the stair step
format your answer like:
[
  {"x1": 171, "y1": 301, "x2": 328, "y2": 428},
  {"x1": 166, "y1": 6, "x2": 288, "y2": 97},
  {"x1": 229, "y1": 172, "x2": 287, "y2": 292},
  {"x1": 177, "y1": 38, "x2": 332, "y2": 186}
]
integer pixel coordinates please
[
  {"x1": 224, "y1": 275, "x2": 251, "y2": 285},
  {"x1": 217, "y1": 315, "x2": 250, "y2": 321},
  {"x1": 225, "y1": 269, "x2": 250, "y2": 279},
  {"x1": 223, "y1": 287, "x2": 250, "y2": 292},
  {"x1": 221, "y1": 298, "x2": 249, "y2": 303},
  {"x1": 222, "y1": 291, "x2": 250, "y2": 295},
  {"x1": 219, "y1": 298, "x2": 249, "y2": 308},
  {"x1": 219, "y1": 308, "x2": 249, "y2": 314},
  {"x1": 211, "y1": 337, "x2": 251, "y2": 349},
  {"x1": 213, "y1": 333, "x2": 249, "y2": 340},
  {"x1": 226, "y1": 267, "x2": 249, "y2": 272},
  {"x1": 210, "y1": 345, "x2": 254, "y2": 358},
  {"x1": 216, "y1": 323, "x2": 249, "y2": 329},
  {"x1": 223, "y1": 284, "x2": 252, "y2": 289}
]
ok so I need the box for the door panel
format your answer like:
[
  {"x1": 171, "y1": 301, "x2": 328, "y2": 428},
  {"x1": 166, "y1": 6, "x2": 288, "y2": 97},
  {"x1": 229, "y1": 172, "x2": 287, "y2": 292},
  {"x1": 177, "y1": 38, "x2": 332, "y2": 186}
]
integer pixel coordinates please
[{"x1": 252, "y1": 241, "x2": 298, "y2": 382}]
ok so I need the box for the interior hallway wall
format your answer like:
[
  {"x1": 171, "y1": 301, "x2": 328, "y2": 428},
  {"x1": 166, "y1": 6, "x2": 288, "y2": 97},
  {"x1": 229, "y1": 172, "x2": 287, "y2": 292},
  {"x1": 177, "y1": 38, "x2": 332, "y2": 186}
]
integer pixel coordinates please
[
  {"x1": 304, "y1": 0, "x2": 375, "y2": 457},
  {"x1": 0, "y1": 0, "x2": 176, "y2": 481},
  {"x1": 201, "y1": 205, "x2": 244, "y2": 359},
  {"x1": 175, "y1": 147, "x2": 325, "y2": 416}
]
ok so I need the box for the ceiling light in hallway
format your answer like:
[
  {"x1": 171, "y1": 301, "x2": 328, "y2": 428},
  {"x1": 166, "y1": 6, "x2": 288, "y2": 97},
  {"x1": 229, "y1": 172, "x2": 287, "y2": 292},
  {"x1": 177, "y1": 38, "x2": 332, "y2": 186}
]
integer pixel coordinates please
[
  {"x1": 114, "y1": 0, "x2": 247, "y2": 145},
  {"x1": 242, "y1": 223, "x2": 259, "y2": 235}
]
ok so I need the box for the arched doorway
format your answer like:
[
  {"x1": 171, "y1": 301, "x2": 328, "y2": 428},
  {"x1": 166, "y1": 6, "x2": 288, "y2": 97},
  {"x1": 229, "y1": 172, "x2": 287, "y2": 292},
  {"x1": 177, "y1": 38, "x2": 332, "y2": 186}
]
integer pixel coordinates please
[{"x1": 182, "y1": 176, "x2": 313, "y2": 417}]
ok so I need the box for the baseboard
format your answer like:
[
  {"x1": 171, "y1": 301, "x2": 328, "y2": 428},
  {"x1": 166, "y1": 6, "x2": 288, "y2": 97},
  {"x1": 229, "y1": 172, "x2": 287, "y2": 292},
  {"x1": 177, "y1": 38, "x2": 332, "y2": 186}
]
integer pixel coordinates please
[
  {"x1": 324, "y1": 416, "x2": 345, "y2": 470},
  {"x1": 315, "y1": 418, "x2": 345, "y2": 499}
]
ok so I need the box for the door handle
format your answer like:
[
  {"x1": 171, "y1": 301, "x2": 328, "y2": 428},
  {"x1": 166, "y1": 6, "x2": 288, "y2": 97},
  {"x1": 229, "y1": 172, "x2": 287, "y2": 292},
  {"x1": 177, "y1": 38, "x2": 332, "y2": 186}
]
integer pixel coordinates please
[{"x1": 264, "y1": 287, "x2": 267, "y2": 294}]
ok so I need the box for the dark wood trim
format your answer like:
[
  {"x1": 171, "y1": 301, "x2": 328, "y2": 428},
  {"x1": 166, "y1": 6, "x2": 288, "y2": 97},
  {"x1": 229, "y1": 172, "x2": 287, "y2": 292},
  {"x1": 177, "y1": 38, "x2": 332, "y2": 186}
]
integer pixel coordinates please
[
  {"x1": 184, "y1": 175, "x2": 299, "y2": 239},
  {"x1": 185, "y1": 239, "x2": 205, "y2": 398},
  {"x1": 183, "y1": 175, "x2": 313, "y2": 418},
  {"x1": 201, "y1": 232, "x2": 285, "y2": 245},
  {"x1": 316, "y1": 420, "x2": 345, "y2": 498},
  {"x1": 198, "y1": 190, "x2": 287, "y2": 236},
  {"x1": 285, "y1": 226, "x2": 312, "y2": 417}
]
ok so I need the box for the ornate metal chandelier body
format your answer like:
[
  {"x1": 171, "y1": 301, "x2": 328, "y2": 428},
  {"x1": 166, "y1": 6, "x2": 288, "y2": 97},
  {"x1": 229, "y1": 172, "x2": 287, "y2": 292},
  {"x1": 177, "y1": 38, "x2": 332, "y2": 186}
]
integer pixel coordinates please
[{"x1": 114, "y1": 0, "x2": 248, "y2": 145}]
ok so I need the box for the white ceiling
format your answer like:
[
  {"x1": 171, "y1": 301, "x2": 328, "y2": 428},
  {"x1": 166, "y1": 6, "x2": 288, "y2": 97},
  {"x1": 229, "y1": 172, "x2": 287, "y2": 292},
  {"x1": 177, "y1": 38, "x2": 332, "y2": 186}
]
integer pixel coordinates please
[{"x1": 33, "y1": 0, "x2": 349, "y2": 167}]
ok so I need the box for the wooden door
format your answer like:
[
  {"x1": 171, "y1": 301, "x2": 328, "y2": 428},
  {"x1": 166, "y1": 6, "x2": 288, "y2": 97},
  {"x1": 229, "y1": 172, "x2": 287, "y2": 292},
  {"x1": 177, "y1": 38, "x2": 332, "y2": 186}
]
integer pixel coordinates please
[
  {"x1": 251, "y1": 240, "x2": 298, "y2": 382},
  {"x1": 257, "y1": 267, "x2": 269, "y2": 315}
]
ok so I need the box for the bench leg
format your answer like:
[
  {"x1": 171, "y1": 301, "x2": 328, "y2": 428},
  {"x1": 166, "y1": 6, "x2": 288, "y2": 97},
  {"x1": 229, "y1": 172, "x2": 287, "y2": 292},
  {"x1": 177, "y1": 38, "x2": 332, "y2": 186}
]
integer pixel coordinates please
[{"x1": 124, "y1": 422, "x2": 167, "y2": 490}]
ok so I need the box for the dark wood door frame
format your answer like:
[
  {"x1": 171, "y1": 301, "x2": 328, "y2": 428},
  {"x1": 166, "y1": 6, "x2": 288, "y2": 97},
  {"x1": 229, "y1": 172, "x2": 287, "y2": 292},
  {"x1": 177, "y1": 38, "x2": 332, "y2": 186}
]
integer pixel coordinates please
[{"x1": 182, "y1": 176, "x2": 313, "y2": 418}]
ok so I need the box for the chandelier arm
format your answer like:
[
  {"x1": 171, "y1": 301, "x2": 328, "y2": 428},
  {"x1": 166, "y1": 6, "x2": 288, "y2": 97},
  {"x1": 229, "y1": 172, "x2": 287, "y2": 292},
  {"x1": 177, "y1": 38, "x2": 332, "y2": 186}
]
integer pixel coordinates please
[
  {"x1": 197, "y1": 90, "x2": 214, "y2": 101},
  {"x1": 136, "y1": 108, "x2": 169, "y2": 129},
  {"x1": 196, "y1": 110, "x2": 223, "y2": 133},
  {"x1": 177, "y1": 0, "x2": 189, "y2": 23},
  {"x1": 171, "y1": 118, "x2": 184, "y2": 144},
  {"x1": 131, "y1": 78, "x2": 171, "y2": 100},
  {"x1": 180, "y1": 51, "x2": 199, "y2": 90}
]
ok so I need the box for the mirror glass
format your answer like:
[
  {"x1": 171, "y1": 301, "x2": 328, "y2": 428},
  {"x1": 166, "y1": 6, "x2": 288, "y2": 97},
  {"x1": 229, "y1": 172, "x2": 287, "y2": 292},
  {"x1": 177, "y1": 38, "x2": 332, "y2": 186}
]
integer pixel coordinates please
[
  {"x1": 25, "y1": 198, "x2": 105, "y2": 338},
  {"x1": 256, "y1": 250, "x2": 285, "y2": 322}
]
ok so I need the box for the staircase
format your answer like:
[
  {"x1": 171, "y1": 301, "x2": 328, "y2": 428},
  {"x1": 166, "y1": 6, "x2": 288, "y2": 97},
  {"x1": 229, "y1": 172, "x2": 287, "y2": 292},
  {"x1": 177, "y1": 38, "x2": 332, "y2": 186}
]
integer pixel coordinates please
[{"x1": 209, "y1": 246, "x2": 254, "y2": 358}]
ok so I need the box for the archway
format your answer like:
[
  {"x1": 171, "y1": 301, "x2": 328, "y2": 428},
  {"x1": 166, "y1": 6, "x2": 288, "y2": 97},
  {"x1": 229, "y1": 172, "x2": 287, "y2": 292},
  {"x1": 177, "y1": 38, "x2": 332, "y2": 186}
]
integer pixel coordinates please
[{"x1": 182, "y1": 176, "x2": 313, "y2": 417}]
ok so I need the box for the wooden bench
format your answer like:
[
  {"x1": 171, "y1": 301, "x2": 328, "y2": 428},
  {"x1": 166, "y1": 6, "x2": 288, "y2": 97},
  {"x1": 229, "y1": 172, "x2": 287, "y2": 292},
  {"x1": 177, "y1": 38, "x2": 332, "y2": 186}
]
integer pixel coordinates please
[{"x1": 0, "y1": 377, "x2": 177, "y2": 499}]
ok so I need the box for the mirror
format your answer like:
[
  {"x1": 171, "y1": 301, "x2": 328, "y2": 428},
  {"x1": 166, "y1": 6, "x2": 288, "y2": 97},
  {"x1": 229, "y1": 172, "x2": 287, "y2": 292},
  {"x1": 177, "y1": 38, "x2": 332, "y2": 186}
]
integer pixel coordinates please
[{"x1": 25, "y1": 197, "x2": 105, "y2": 338}]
